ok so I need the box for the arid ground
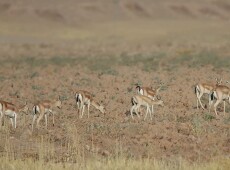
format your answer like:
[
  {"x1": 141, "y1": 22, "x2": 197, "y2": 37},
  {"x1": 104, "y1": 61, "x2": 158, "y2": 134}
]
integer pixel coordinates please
[{"x1": 0, "y1": 0, "x2": 230, "y2": 168}]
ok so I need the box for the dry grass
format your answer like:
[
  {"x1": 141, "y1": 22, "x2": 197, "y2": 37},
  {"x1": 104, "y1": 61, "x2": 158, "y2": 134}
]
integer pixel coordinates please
[
  {"x1": 0, "y1": 156, "x2": 230, "y2": 170},
  {"x1": 0, "y1": 125, "x2": 230, "y2": 170}
]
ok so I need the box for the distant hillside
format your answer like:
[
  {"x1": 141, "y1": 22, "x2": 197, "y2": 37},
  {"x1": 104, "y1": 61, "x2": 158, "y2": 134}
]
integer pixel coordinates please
[{"x1": 0, "y1": 0, "x2": 230, "y2": 25}]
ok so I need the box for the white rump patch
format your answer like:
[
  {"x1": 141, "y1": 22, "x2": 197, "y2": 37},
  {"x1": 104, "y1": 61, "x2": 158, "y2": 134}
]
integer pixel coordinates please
[
  {"x1": 140, "y1": 89, "x2": 144, "y2": 95},
  {"x1": 33, "y1": 105, "x2": 40, "y2": 114}
]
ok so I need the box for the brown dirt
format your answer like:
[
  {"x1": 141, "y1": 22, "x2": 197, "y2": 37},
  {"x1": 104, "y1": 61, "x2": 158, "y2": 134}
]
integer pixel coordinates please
[{"x1": 0, "y1": 60, "x2": 229, "y2": 162}]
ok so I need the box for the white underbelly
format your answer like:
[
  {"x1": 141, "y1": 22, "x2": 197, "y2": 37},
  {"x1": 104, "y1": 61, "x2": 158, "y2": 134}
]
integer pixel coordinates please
[
  {"x1": 222, "y1": 94, "x2": 229, "y2": 100},
  {"x1": 204, "y1": 89, "x2": 211, "y2": 94},
  {"x1": 45, "y1": 108, "x2": 52, "y2": 114},
  {"x1": 5, "y1": 110, "x2": 15, "y2": 118},
  {"x1": 147, "y1": 95, "x2": 155, "y2": 100}
]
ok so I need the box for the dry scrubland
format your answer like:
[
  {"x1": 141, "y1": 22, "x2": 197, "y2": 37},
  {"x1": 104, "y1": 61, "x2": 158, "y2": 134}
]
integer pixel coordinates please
[{"x1": 0, "y1": 0, "x2": 230, "y2": 169}]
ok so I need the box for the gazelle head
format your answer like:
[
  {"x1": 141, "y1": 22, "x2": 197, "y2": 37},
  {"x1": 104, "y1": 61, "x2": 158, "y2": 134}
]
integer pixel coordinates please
[
  {"x1": 55, "y1": 96, "x2": 62, "y2": 109},
  {"x1": 156, "y1": 82, "x2": 163, "y2": 93},
  {"x1": 215, "y1": 78, "x2": 222, "y2": 85},
  {"x1": 98, "y1": 105, "x2": 105, "y2": 114},
  {"x1": 156, "y1": 100, "x2": 164, "y2": 107}
]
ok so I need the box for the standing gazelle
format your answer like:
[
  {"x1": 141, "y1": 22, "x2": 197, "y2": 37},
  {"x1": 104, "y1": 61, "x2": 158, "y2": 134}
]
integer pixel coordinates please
[
  {"x1": 75, "y1": 90, "x2": 91, "y2": 115},
  {"x1": 0, "y1": 100, "x2": 28, "y2": 128},
  {"x1": 136, "y1": 84, "x2": 162, "y2": 113},
  {"x1": 32, "y1": 96, "x2": 62, "y2": 131},
  {"x1": 210, "y1": 84, "x2": 230, "y2": 116},
  {"x1": 130, "y1": 95, "x2": 164, "y2": 120},
  {"x1": 195, "y1": 78, "x2": 222, "y2": 111},
  {"x1": 75, "y1": 90, "x2": 105, "y2": 118}
]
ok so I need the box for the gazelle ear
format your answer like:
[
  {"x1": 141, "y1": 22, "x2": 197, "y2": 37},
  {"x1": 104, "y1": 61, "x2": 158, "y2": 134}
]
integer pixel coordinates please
[{"x1": 215, "y1": 77, "x2": 222, "y2": 84}]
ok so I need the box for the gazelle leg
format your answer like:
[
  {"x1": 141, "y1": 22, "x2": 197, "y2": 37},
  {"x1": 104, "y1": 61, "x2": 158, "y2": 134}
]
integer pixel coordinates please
[
  {"x1": 48, "y1": 109, "x2": 54, "y2": 126},
  {"x1": 0, "y1": 111, "x2": 4, "y2": 126},
  {"x1": 196, "y1": 88, "x2": 200, "y2": 109},
  {"x1": 81, "y1": 104, "x2": 85, "y2": 118},
  {"x1": 208, "y1": 93, "x2": 213, "y2": 113},
  {"x1": 77, "y1": 102, "x2": 80, "y2": 113},
  {"x1": 135, "y1": 105, "x2": 141, "y2": 119},
  {"x1": 45, "y1": 114, "x2": 48, "y2": 129},
  {"x1": 144, "y1": 106, "x2": 148, "y2": 120},
  {"x1": 223, "y1": 101, "x2": 226, "y2": 116},
  {"x1": 198, "y1": 92, "x2": 205, "y2": 109},
  {"x1": 214, "y1": 99, "x2": 222, "y2": 116},
  {"x1": 150, "y1": 105, "x2": 153, "y2": 121},
  {"x1": 52, "y1": 112, "x2": 55, "y2": 126},
  {"x1": 130, "y1": 105, "x2": 135, "y2": 119},
  {"x1": 32, "y1": 114, "x2": 37, "y2": 131},
  {"x1": 79, "y1": 102, "x2": 82, "y2": 118},
  {"x1": 197, "y1": 99, "x2": 199, "y2": 109},
  {"x1": 10, "y1": 118, "x2": 13, "y2": 128},
  {"x1": 87, "y1": 103, "x2": 90, "y2": 118},
  {"x1": 14, "y1": 112, "x2": 17, "y2": 128},
  {"x1": 144, "y1": 106, "x2": 149, "y2": 121}
]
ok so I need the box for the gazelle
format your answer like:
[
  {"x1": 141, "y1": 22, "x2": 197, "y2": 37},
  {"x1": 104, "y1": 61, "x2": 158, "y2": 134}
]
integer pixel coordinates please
[
  {"x1": 0, "y1": 100, "x2": 28, "y2": 128},
  {"x1": 195, "y1": 78, "x2": 222, "y2": 111},
  {"x1": 136, "y1": 83, "x2": 162, "y2": 113},
  {"x1": 75, "y1": 90, "x2": 105, "y2": 118},
  {"x1": 210, "y1": 84, "x2": 230, "y2": 116},
  {"x1": 32, "y1": 96, "x2": 62, "y2": 131},
  {"x1": 75, "y1": 90, "x2": 91, "y2": 115},
  {"x1": 130, "y1": 95, "x2": 164, "y2": 120}
]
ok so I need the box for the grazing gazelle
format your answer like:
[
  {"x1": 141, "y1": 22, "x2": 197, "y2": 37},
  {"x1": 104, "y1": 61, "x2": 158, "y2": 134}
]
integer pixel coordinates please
[
  {"x1": 32, "y1": 96, "x2": 62, "y2": 131},
  {"x1": 210, "y1": 84, "x2": 230, "y2": 116},
  {"x1": 0, "y1": 100, "x2": 28, "y2": 128},
  {"x1": 136, "y1": 83, "x2": 162, "y2": 113},
  {"x1": 195, "y1": 78, "x2": 222, "y2": 111},
  {"x1": 75, "y1": 90, "x2": 105, "y2": 118},
  {"x1": 130, "y1": 95, "x2": 164, "y2": 120}
]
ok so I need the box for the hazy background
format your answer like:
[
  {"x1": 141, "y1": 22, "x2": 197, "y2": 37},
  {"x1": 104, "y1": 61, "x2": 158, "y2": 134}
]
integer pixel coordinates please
[{"x1": 0, "y1": 0, "x2": 230, "y2": 59}]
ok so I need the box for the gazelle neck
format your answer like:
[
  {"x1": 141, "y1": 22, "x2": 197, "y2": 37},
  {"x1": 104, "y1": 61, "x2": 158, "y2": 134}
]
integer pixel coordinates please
[{"x1": 91, "y1": 101, "x2": 104, "y2": 113}]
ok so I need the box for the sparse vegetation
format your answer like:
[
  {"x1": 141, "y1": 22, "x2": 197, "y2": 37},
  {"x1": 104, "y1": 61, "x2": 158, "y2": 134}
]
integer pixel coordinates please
[
  {"x1": 32, "y1": 85, "x2": 42, "y2": 90},
  {"x1": 0, "y1": 156, "x2": 229, "y2": 170},
  {"x1": 30, "y1": 72, "x2": 39, "y2": 79},
  {"x1": 191, "y1": 114, "x2": 204, "y2": 136},
  {"x1": 203, "y1": 113, "x2": 215, "y2": 121},
  {"x1": 1, "y1": 0, "x2": 230, "y2": 168}
]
